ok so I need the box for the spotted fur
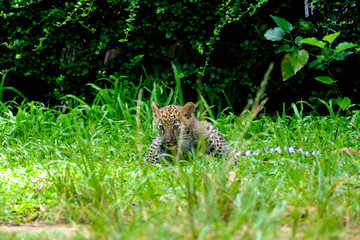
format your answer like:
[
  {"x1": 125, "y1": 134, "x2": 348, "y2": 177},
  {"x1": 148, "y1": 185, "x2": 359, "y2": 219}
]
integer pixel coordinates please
[{"x1": 146, "y1": 102, "x2": 228, "y2": 164}]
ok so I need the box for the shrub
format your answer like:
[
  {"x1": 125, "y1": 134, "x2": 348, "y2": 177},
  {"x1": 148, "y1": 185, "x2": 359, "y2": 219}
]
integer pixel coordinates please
[{"x1": 1, "y1": 0, "x2": 359, "y2": 113}]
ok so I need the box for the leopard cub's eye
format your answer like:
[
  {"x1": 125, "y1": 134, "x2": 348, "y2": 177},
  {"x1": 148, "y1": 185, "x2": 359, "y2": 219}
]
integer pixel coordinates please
[
  {"x1": 159, "y1": 125, "x2": 164, "y2": 130},
  {"x1": 173, "y1": 125, "x2": 179, "y2": 130}
]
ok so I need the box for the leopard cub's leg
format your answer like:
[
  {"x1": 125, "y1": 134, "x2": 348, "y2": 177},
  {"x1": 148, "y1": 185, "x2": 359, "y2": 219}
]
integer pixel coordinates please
[{"x1": 146, "y1": 136, "x2": 165, "y2": 164}]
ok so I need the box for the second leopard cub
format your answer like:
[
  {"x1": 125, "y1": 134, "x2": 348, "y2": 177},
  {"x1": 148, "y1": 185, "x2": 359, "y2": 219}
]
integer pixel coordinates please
[{"x1": 146, "y1": 102, "x2": 228, "y2": 164}]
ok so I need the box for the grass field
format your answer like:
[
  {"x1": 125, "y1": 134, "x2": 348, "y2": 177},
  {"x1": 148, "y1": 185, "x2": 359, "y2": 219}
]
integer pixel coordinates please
[{"x1": 0, "y1": 82, "x2": 360, "y2": 239}]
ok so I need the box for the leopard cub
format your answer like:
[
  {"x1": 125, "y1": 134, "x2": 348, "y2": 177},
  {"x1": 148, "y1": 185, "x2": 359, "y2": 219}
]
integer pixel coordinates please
[{"x1": 146, "y1": 102, "x2": 228, "y2": 164}]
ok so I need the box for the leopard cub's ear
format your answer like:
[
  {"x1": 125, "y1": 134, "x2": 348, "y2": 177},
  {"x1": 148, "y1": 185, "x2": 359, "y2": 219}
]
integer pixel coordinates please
[
  {"x1": 181, "y1": 102, "x2": 195, "y2": 120},
  {"x1": 151, "y1": 102, "x2": 161, "y2": 120}
]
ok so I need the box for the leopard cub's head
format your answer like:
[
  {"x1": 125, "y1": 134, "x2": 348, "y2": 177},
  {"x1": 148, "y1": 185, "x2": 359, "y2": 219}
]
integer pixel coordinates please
[{"x1": 151, "y1": 102, "x2": 195, "y2": 146}]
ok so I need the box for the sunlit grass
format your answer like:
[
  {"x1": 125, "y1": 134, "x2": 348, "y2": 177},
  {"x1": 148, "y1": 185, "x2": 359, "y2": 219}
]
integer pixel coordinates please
[{"x1": 0, "y1": 81, "x2": 359, "y2": 239}]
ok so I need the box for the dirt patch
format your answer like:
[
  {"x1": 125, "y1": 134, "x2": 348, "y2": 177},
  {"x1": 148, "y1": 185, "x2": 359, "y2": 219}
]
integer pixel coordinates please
[{"x1": 0, "y1": 223, "x2": 87, "y2": 239}]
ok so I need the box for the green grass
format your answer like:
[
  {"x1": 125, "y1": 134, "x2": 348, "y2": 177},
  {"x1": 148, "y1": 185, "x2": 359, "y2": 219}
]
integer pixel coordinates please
[{"x1": 0, "y1": 82, "x2": 360, "y2": 239}]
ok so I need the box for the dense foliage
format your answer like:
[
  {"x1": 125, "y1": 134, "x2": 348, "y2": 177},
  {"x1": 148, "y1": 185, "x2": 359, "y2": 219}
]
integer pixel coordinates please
[
  {"x1": 265, "y1": 16, "x2": 357, "y2": 112},
  {"x1": 1, "y1": 0, "x2": 359, "y2": 112}
]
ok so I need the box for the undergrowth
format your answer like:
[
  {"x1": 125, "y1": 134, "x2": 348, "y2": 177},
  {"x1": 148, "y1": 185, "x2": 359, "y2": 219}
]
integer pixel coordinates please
[{"x1": 0, "y1": 79, "x2": 360, "y2": 239}]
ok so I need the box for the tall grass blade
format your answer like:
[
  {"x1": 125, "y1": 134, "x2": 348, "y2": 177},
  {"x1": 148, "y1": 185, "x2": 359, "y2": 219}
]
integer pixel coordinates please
[
  {"x1": 171, "y1": 62, "x2": 184, "y2": 105},
  {"x1": 0, "y1": 72, "x2": 28, "y2": 102}
]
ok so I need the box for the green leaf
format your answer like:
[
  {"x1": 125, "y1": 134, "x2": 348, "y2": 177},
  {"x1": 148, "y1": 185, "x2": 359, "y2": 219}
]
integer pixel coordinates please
[
  {"x1": 264, "y1": 27, "x2": 285, "y2": 41},
  {"x1": 336, "y1": 97, "x2": 351, "y2": 110},
  {"x1": 291, "y1": 49, "x2": 309, "y2": 73},
  {"x1": 314, "y1": 64, "x2": 325, "y2": 70},
  {"x1": 308, "y1": 60, "x2": 321, "y2": 69},
  {"x1": 334, "y1": 51, "x2": 353, "y2": 61},
  {"x1": 334, "y1": 42, "x2": 358, "y2": 53},
  {"x1": 316, "y1": 54, "x2": 326, "y2": 61},
  {"x1": 165, "y1": 32, "x2": 172, "y2": 38},
  {"x1": 275, "y1": 44, "x2": 292, "y2": 53},
  {"x1": 281, "y1": 49, "x2": 309, "y2": 81},
  {"x1": 322, "y1": 32, "x2": 340, "y2": 45},
  {"x1": 321, "y1": 47, "x2": 334, "y2": 59},
  {"x1": 270, "y1": 15, "x2": 293, "y2": 33},
  {"x1": 314, "y1": 76, "x2": 334, "y2": 85},
  {"x1": 281, "y1": 54, "x2": 293, "y2": 81},
  {"x1": 300, "y1": 38, "x2": 326, "y2": 48},
  {"x1": 294, "y1": 36, "x2": 303, "y2": 46}
]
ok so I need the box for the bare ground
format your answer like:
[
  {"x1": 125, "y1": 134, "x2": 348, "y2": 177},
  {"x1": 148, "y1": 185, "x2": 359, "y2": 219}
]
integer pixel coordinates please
[{"x1": 0, "y1": 223, "x2": 88, "y2": 239}]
